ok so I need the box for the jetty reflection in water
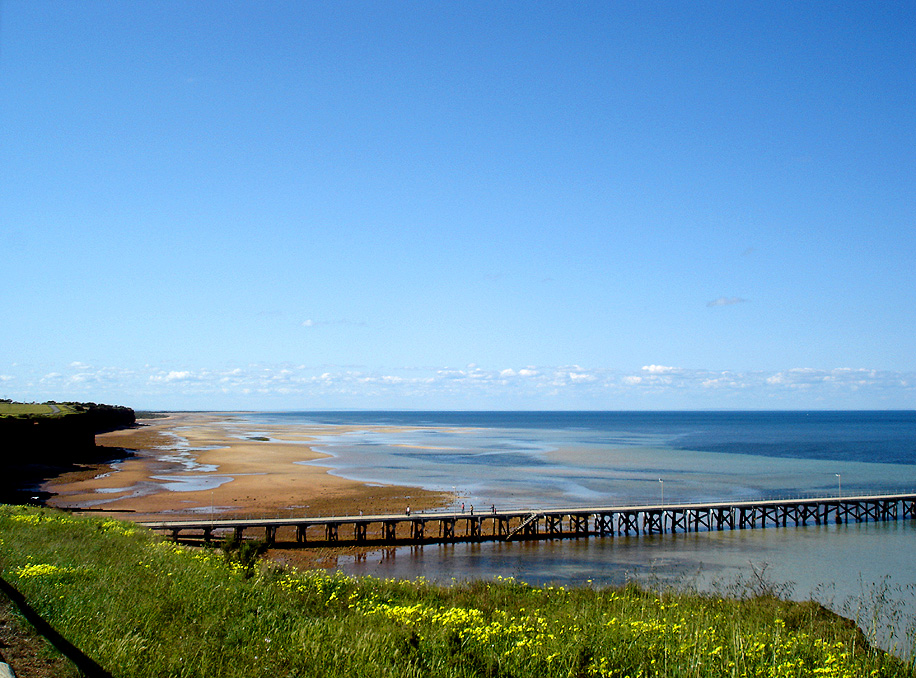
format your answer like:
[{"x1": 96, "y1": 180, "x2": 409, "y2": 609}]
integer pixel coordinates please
[
  {"x1": 339, "y1": 519, "x2": 916, "y2": 650},
  {"x1": 242, "y1": 411, "x2": 916, "y2": 651}
]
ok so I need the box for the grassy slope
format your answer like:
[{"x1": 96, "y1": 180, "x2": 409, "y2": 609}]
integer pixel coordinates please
[
  {"x1": 0, "y1": 402, "x2": 81, "y2": 418},
  {"x1": 0, "y1": 402, "x2": 133, "y2": 420},
  {"x1": 0, "y1": 403, "x2": 56, "y2": 417},
  {"x1": 0, "y1": 505, "x2": 913, "y2": 678}
]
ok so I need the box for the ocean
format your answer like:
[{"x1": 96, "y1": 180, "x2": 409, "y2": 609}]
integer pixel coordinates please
[
  {"x1": 243, "y1": 410, "x2": 916, "y2": 506},
  {"x1": 240, "y1": 410, "x2": 916, "y2": 648}
]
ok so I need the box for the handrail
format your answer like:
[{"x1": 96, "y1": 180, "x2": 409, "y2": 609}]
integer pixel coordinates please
[{"x1": 140, "y1": 492, "x2": 916, "y2": 529}]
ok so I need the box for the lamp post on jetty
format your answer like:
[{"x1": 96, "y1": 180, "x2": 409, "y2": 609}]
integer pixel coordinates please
[
  {"x1": 659, "y1": 478, "x2": 664, "y2": 506},
  {"x1": 835, "y1": 473, "x2": 841, "y2": 498}
]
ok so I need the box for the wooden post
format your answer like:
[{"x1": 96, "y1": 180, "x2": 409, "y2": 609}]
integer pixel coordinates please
[
  {"x1": 570, "y1": 514, "x2": 589, "y2": 536},
  {"x1": 904, "y1": 500, "x2": 916, "y2": 519},
  {"x1": 669, "y1": 510, "x2": 687, "y2": 533},
  {"x1": 468, "y1": 517, "x2": 482, "y2": 539},
  {"x1": 596, "y1": 513, "x2": 614, "y2": 536},
  {"x1": 644, "y1": 510, "x2": 663, "y2": 535},
  {"x1": 619, "y1": 511, "x2": 638, "y2": 536},
  {"x1": 384, "y1": 521, "x2": 397, "y2": 542},
  {"x1": 441, "y1": 518, "x2": 455, "y2": 539},
  {"x1": 713, "y1": 507, "x2": 732, "y2": 531},
  {"x1": 497, "y1": 517, "x2": 510, "y2": 536}
]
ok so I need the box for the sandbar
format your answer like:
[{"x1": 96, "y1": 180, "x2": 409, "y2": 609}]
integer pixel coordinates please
[{"x1": 45, "y1": 412, "x2": 451, "y2": 524}]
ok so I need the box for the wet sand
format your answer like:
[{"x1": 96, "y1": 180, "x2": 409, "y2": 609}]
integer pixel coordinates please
[{"x1": 44, "y1": 413, "x2": 451, "y2": 524}]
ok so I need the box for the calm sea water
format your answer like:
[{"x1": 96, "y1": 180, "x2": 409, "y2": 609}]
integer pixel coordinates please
[
  {"x1": 240, "y1": 411, "x2": 916, "y2": 648},
  {"x1": 244, "y1": 410, "x2": 916, "y2": 506}
]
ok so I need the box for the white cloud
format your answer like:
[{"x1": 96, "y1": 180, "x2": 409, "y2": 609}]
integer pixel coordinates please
[
  {"x1": 701, "y1": 377, "x2": 744, "y2": 389},
  {"x1": 642, "y1": 365, "x2": 677, "y2": 374},
  {"x1": 150, "y1": 370, "x2": 194, "y2": 383},
  {"x1": 302, "y1": 319, "x2": 367, "y2": 328},
  {"x1": 4, "y1": 361, "x2": 914, "y2": 410},
  {"x1": 763, "y1": 368, "x2": 903, "y2": 391},
  {"x1": 707, "y1": 297, "x2": 749, "y2": 307}
]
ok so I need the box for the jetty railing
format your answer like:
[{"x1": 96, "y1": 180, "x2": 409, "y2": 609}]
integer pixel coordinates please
[{"x1": 141, "y1": 492, "x2": 916, "y2": 548}]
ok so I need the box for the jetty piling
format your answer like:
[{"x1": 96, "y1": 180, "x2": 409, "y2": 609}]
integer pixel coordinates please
[{"x1": 142, "y1": 492, "x2": 916, "y2": 549}]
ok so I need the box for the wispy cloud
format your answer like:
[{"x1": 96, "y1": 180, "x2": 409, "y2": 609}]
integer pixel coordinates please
[
  {"x1": 302, "y1": 319, "x2": 367, "y2": 328},
  {"x1": 165, "y1": 364, "x2": 912, "y2": 401},
  {"x1": 2, "y1": 362, "x2": 914, "y2": 410},
  {"x1": 149, "y1": 370, "x2": 194, "y2": 383},
  {"x1": 707, "y1": 297, "x2": 749, "y2": 307},
  {"x1": 36, "y1": 365, "x2": 136, "y2": 391},
  {"x1": 642, "y1": 365, "x2": 679, "y2": 374}
]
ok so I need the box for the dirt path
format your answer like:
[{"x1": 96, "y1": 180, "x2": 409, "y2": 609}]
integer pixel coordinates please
[{"x1": 0, "y1": 591, "x2": 78, "y2": 678}]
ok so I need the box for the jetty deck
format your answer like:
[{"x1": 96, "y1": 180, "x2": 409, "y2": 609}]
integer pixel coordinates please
[{"x1": 141, "y1": 492, "x2": 916, "y2": 548}]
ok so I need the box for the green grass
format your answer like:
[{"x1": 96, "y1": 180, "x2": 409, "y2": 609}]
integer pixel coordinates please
[
  {"x1": 0, "y1": 402, "x2": 79, "y2": 418},
  {"x1": 0, "y1": 402, "x2": 55, "y2": 417},
  {"x1": 1, "y1": 504, "x2": 914, "y2": 677}
]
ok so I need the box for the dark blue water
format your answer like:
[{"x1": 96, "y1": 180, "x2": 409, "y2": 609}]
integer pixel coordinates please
[
  {"x1": 251, "y1": 410, "x2": 916, "y2": 465},
  {"x1": 238, "y1": 410, "x2": 916, "y2": 651}
]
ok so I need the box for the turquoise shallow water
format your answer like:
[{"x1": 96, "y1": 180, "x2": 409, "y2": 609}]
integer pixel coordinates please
[
  {"x1": 245, "y1": 410, "x2": 916, "y2": 508},
  {"x1": 239, "y1": 411, "x2": 916, "y2": 651}
]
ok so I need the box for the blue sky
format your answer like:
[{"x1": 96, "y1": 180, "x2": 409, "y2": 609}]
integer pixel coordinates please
[{"x1": 1, "y1": 2, "x2": 914, "y2": 411}]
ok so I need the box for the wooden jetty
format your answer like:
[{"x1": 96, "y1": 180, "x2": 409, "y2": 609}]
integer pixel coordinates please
[{"x1": 141, "y1": 492, "x2": 916, "y2": 548}]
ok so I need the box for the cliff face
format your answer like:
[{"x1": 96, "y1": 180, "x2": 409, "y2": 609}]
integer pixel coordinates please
[{"x1": 0, "y1": 403, "x2": 136, "y2": 503}]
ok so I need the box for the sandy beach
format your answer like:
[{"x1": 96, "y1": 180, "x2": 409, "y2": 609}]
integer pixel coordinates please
[{"x1": 44, "y1": 413, "x2": 451, "y2": 524}]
